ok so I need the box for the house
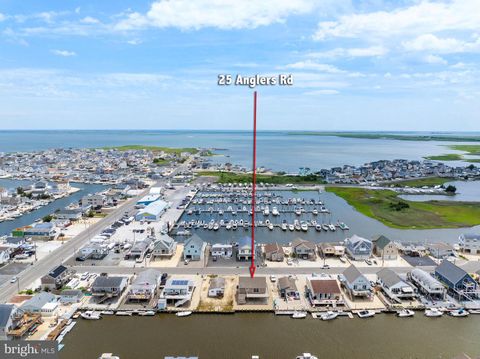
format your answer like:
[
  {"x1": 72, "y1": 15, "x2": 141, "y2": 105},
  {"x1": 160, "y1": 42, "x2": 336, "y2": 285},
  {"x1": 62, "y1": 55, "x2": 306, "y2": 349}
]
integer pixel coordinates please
[
  {"x1": 373, "y1": 235, "x2": 398, "y2": 260},
  {"x1": 20, "y1": 292, "x2": 57, "y2": 314},
  {"x1": 183, "y1": 234, "x2": 206, "y2": 261},
  {"x1": 428, "y1": 242, "x2": 455, "y2": 259},
  {"x1": 128, "y1": 237, "x2": 154, "y2": 260},
  {"x1": 236, "y1": 277, "x2": 269, "y2": 305},
  {"x1": 340, "y1": 265, "x2": 372, "y2": 299},
  {"x1": 79, "y1": 244, "x2": 108, "y2": 260},
  {"x1": 344, "y1": 235, "x2": 372, "y2": 261},
  {"x1": 409, "y1": 269, "x2": 446, "y2": 300},
  {"x1": 127, "y1": 269, "x2": 161, "y2": 301},
  {"x1": 211, "y1": 244, "x2": 233, "y2": 258},
  {"x1": 237, "y1": 237, "x2": 252, "y2": 261},
  {"x1": 277, "y1": 277, "x2": 300, "y2": 299},
  {"x1": 208, "y1": 277, "x2": 225, "y2": 298},
  {"x1": 59, "y1": 290, "x2": 84, "y2": 304},
  {"x1": 40, "y1": 265, "x2": 70, "y2": 290},
  {"x1": 91, "y1": 276, "x2": 128, "y2": 298},
  {"x1": 162, "y1": 278, "x2": 195, "y2": 307},
  {"x1": 152, "y1": 235, "x2": 177, "y2": 259},
  {"x1": 264, "y1": 243, "x2": 284, "y2": 262},
  {"x1": 292, "y1": 238, "x2": 317, "y2": 260},
  {"x1": 0, "y1": 304, "x2": 23, "y2": 340},
  {"x1": 0, "y1": 247, "x2": 11, "y2": 265},
  {"x1": 435, "y1": 260, "x2": 478, "y2": 301},
  {"x1": 41, "y1": 302, "x2": 59, "y2": 317},
  {"x1": 318, "y1": 243, "x2": 345, "y2": 257},
  {"x1": 135, "y1": 200, "x2": 168, "y2": 222},
  {"x1": 81, "y1": 194, "x2": 106, "y2": 208},
  {"x1": 23, "y1": 222, "x2": 57, "y2": 240},
  {"x1": 377, "y1": 268, "x2": 415, "y2": 301},
  {"x1": 458, "y1": 233, "x2": 480, "y2": 255},
  {"x1": 136, "y1": 194, "x2": 161, "y2": 208},
  {"x1": 306, "y1": 277, "x2": 342, "y2": 306},
  {"x1": 55, "y1": 208, "x2": 83, "y2": 221}
]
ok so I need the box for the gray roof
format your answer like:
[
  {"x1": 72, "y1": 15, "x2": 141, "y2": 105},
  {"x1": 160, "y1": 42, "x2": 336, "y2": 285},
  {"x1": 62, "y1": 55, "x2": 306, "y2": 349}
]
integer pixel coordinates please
[
  {"x1": 133, "y1": 269, "x2": 161, "y2": 286},
  {"x1": 278, "y1": 277, "x2": 297, "y2": 291},
  {"x1": 343, "y1": 265, "x2": 365, "y2": 284},
  {"x1": 435, "y1": 260, "x2": 469, "y2": 284},
  {"x1": 184, "y1": 234, "x2": 205, "y2": 248},
  {"x1": 209, "y1": 277, "x2": 225, "y2": 291},
  {"x1": 377, "y1": 268, "x2": 405, "y2": 287},
  {"x1": 0, "y1": 304, "x2": 15, "y2": 328},
  {"x1": 92, "y1": 276, "x2": 126, "y2": 288},
  {"x1": 292, "y1": 238, "x2": 316, "y2": 250},
  {"x1": 374, "y1": 235, "x2": 392, "y2": 250},
  {"x1": 20, "y1": 292, "x2": 57, "y2": 311},
  {"x1": 238, "y1": 276, "x2": 267, "y2": 290},
  {"x1": 60, "y1": 289, "x2": 83, "y2": 297}
]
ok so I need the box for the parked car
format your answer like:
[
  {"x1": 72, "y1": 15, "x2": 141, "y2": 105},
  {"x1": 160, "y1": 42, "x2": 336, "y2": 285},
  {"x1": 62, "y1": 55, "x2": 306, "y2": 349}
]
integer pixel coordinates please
[{"x1": 10, "y1": 277, "x2": 18, "y2": 283}]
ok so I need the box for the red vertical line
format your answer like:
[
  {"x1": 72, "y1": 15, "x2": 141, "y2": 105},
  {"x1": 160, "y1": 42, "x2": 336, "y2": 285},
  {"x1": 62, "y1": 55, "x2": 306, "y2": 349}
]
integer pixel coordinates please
[{"x1": 250, "y1": 91, "x2": 257, "y2": 277}]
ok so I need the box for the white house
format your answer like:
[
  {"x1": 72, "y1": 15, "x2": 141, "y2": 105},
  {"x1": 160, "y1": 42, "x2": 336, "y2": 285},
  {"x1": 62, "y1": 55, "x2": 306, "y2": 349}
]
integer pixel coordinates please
[
  {"x1": 377, "y1": 268, "x2": 415, "y2": 301},
  {"x1": 208, "y1": 277, "x2": 225, "y2": 298},
  {"x1": 211, "y1": 244, "x2": 233, "y2": 258},
  {"x1": 459, "y1": 233, "x2": 480, "y2": 255}
]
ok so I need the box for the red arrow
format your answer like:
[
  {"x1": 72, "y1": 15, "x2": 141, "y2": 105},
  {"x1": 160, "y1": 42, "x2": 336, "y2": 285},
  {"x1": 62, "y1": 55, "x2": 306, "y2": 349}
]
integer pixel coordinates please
[{"x1": 250, "y1": 91, "x2": 257, "y2": 278}]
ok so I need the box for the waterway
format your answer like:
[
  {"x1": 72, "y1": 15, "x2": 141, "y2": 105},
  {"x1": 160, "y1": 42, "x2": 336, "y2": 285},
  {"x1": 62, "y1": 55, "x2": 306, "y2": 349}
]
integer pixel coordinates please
[
  {"x1": 0, "y1": 179, "x2": 105, "y2": 236},
  {"x1": 60, "y1": 314, "x2": 480, "y2": 359},
  {"x1": 399, "y1": 181, "x2": 480, "y2": 202}
]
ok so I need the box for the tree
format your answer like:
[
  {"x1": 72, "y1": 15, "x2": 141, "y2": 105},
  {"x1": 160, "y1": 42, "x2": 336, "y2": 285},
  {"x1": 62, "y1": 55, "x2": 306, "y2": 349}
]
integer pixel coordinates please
[
  {"x1": 42, "y1": 215, "x2": 53, "y2": 222},
  {"x1": 445, "y1": 185, "x2": 457, "y2": 194}
]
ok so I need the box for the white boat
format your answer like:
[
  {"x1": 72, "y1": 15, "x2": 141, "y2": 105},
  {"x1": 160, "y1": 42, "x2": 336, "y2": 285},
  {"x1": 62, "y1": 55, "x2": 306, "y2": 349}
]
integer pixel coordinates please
[
  {"x1": 294, "y1": 208, "x2": 302, "y2": 216},
  {"x1": 425, "y1": 308, "x2": 443, "y2": 317},
  {"x1": 267, "y1": 223, "x2": 274, "y2": 230},
  {"x1": 468, "y1": 309, "x2": 480, "y2": 314},
  {"x1": 115, "y1": 311, "x2": 132, "y2": 316},
  {"x1": 98, "y1": 353, "x2": 120, "y2": 359},
  {"x1": 139, "y1": 311, "x2": 156, "y2": 316},
  {"x1": 281, "y1": 223, "x2": 287, "y2": 231},
  {"x1": 289, "y1": 224, "x2": 295, "y2": 231},
  {"x1": 320, "y1": 311, "x2": 338, "y2": 321},
  {"x1": 226, "y1": 222, "x2": 232, "y2": 230},
  {"x1": 81, "y1": 311, "x2": 101, "y2": 320},
  {"x1": 213, "y1": 223, "x2": 219, "y2": 231},
  {"x1": 315, "y1": 224, "x2": 322, "y2": 232},
  {"x1": 296, "y1": 353, "x2": 318, "y2": 359},
  {"x1": 397, "y1": 309, "x2": 414, "y2": 317},
  {"x1": 100, "y1": 310, "x2": 114, "y2": 315},
  {"x1": 357, "y1": 310, "x2": 375, "y2": 318},
  {"x1": 176, "y1": 311, "x2": 192, "y2": 317},
  {"x1": 272, "y1": 207, "x2": 279, "y2": 216},
  {"x1": 300, "y1": 222, "x2": 308, "y2": 232},
  {"x1": 232, "y1": 223, "x2": 238, "y2": 230},
  {"x1": 449, "y1": 309, "x2": 469, "y2": 317},
  {"x1": 328, "y1": 224, "x2": 336, "y2": 231},
  {"x1": 321, "y1": 224, "x2": 329, "y2": 231},
  {"x1": 263, "y1": 206, "x2": 270, "y2": 216},
  {"x1": 312, "y1": 208, "x2": 318, "y2": 215},
  {"x1": 291, "y1": 311, "x2": 307, "y2": 319}
]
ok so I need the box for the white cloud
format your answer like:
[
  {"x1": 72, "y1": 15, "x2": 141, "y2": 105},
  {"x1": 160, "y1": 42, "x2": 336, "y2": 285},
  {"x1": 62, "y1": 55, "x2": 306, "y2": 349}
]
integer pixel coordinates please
[
  {"x1": 126, "y1": 39, "x2": 142, "y2": 45},
  {"x1": 308, "y1": 46, "x2": 387, "y2": 59},
  {"x1": 51, "y1": 49, "x2": 76, "y2": 57},
  {"x1": 283, "y1": 60, "x2": 344, "y2": 73},
  {"x1": 314, "y1": 0, "x2": 480, "y2": 40},
  {"x1": 115, "y1": 0, "x2": 315, "y2": 30},
  {"x1": 403, "y1": 33, "x2": 480, "y2": 53},
  {"x1": 0, "y1": 13, "x2": 6, "y2": 22},
  {"x1": 304, "y1": 89, "x2": 339, "y2": 95},
  {"x1": 80, "y1": 16, "x2": 100, "y2": 24},
  {"x1": 423, "y1": 54, "x2": 448, "y2": 65}
]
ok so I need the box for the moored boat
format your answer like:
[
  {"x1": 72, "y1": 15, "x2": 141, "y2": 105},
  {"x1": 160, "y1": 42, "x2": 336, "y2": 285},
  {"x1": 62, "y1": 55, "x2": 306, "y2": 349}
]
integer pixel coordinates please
[
  {"x1": 81, "y1": 311, "x2": 101, "y2": 320},
  {"x1": 291, "y1": 311, "x2": 307, "y2": 319},
  {"x1": 397, "y1": 309, "x2": 414, "y2": 317},
  {"x1": 425, "y1": 308, "x2": 443, "y2": 317},
  {"x1": 176, "y1": 311, "x2": 192, "y2": 317},
  {"x1": 449, "y1": 308, "x2": 469, "y2": 317},
  {"x1": 320, "y1": 311, "x2": 338, "y2": 321},
  {"x1": 357, "y1": 310, "x2": 375, "y2": 318}
]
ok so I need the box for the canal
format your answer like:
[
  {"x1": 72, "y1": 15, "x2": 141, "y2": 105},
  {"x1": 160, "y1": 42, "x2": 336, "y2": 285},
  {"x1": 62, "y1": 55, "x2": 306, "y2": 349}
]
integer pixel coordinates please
[{"x1": 60, "y1": 314, "x2": 480, "y2": 359}]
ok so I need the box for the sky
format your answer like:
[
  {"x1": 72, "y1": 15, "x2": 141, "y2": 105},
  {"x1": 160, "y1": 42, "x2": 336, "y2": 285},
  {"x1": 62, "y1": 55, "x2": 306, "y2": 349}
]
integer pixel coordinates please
[{"x1": 0, "y1": 0, "x2": 479, "y2": 131}]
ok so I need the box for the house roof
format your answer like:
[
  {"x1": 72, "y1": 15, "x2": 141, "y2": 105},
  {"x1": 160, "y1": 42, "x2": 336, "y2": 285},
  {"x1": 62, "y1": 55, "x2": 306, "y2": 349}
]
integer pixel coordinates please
[
  {"x1": 309, "y1": 279, "x2": 340, "y2": 294},
  {"x1": 92, "y1": 276, "x2": 126, "y2": 288},
  {"x1": 184, "y1": 234, "x2": 205, "y2": 248},
  {"x1": 278, "y1": 277, "x2": 297, "y2": 291},
  {"x1": 47, "y1": 265, "x2": 68, "y2": 279},
  {"x1": 60, "y1": 289, "x2": 83, "y2": 297},
  {"x1": 155, "y1": 235, "x2": 175, "y2": 249},
  {"x1": 346, "y1": 234, "x2": 371, "y2": 246},
  {"x1": 377, "y1": 268, "x2": 405, "y2": 287},
  {"x1": 21, "y1": 292, "x2": 57, "y2": 311},
  {"x1": 374, "y1": 235, "x2": 392, "y2": 250},
  {"x1": 343, "y1": 265, "x2": 365, "y2": 284},
  {"x1": 292, "y1": 238, "x2": 316, "y2": 250},
  {"x1": 238, "y1": 276, "x2": 267, "y2": 290},
  {"x1": 133, "y1": 269, "x2": 161, "y2": 286},
  {"x1": 209, "y1": 277, "x2": 225, "y2": 290},
  {"x1": 264, "y1": 243, "x2": 283, "y2": 254},
  {"x1": 0, "y1": 304, "x2": 15, "y2": 328},
  {"x1": 435, "y1": 260, "x2": 469, "y2": 285}
]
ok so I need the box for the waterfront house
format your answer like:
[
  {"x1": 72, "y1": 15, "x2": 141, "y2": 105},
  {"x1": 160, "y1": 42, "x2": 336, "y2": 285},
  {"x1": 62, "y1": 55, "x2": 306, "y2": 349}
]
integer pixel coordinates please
[
  {"x1": 318, "y1": 243, "x2": 345, "y2": 257},
  {"x1": 40, "y1": 265, "x2": 70, "y2": 290},
  {"x1": 0, "y1": 304, "x2": 23, "y2": 340},
  {"x1": 340, "y1": 265, "x2": 372, "y2": 300},
  {"x1": 435, "y1": 260, "x2": 478, "y2": 301},
  {"x1": 91, "y1": 276, "x2": 128, "y2": 300},
  {"x1": 183, "y1": 234, "x2": 206, "y2": 261},
  {"x1": 306, "y1": 277, "x2": 342, "y2": 306},
  {"x1": 264, "y1": 243, "x2": 285, "y2": 262},
  {"x1": 373, "y1": 235, "x2": 398, "y2": 260},
  {"x1": 344, "y1": 235, "x2": 372, "y2": 261},
  {"x1": 127, "y1": 269, "x2": 161, "y2": 301},
  {"x1": 409, "y1": 268, "x2": 446, "y2": 300},
  {"x1": 162, "y1": 278, "x2": 195, "y2": 307},
  {"x1": 0, "y1": 247, "x2": 11, "y2": 265},
  {"x1": 152, "y1": 235, "x2": 177, "y2": 259},
  {"x1": 292, "y1": 238, "x2": 317, "y2": 260},
  {"x1": 128, "y1": 237, "x2": 154, "y2": 260},
  {"x1": 427, "y1": 242, "x2": 455, "y2": 259},
  {"x1": 81, "y1": 194, "x2": 106, "y2": 208},
  {"x1": 458, "y1": 233, "x2": 480, "y2": 255},
  {"x1": 277, "y1": 276, "x2": 300, "y2": 300},
  {"x1": 208, "y1": 277, "x2": 226, "y2": 298},
  {"x1": 20, "y1": 292, "x2": 57, "y2": 314},
  {"x1": 377, "y1": 268, "x2": 415, "y2": 302},
  {"x1": 211, "y1": 243, "x2": 233, "y2": 258},
  {"x1": 22, "y1": 222, "x2": 57, "y2": 240},
  {"x1": 135, "y1": 200, "x2": 168, "y2": 222},
  {"x1": 55, "y1": 208, "x2": 83, "y2": 221},
  {"x1": 237, "y1": 237, "x2": 252, "y2": 261},
  {"x1": 59, "y1": 289, "x2": 83, "y2": 304},
  {"x1": 236, "y1": 277, "x2": 269, "y2": 305}
]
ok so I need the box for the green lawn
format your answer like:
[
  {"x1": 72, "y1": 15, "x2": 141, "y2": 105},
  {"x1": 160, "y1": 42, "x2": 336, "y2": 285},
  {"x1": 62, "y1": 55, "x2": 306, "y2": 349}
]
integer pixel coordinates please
[
  {"x1": 424, "y1": 154, "x2": 464, "y2": 161},
  {"x1": 447, "y1": 144, "x2": 480, "y2": 155},
  {"x1": 287, "y1": 132, "x2": 480, "y2": 142},
  {"x1": 102, "y1": 145, "x2": 198, "y2": 154},
  {"x1": 326, "y1": 186, "x2": 480, "y2": 229},
  {"x1": 197, "y1": 171, "x2": 325, "y2": 184},
  {"x1": 391, "y1": 177, "x2": 453, "y2": 188}
]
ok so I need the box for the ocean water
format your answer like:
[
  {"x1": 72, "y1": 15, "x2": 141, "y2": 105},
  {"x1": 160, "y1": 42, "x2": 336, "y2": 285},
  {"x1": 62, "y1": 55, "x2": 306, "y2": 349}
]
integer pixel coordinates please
[{"x1": 0, "y1": 130, "x2": 478, "y2": 172}]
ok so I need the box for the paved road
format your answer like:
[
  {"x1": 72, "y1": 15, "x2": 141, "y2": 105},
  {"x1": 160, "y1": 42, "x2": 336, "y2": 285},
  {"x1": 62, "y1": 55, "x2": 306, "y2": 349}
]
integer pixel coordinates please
[{"x1": 69, "y1": 264, "x2": 436, "y2": 276}]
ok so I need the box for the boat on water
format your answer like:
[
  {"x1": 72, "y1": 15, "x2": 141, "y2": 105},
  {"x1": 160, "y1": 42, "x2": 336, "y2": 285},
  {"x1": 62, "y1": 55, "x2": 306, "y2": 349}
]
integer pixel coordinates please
[
  {"x1": 357, "y1": 310, "x2": 375, "y2": 318},
  {"x1": 115, "y1": 311, "x2": 132, "y2": 316},
  {"x1": 272, "y1": 207, "x2": 279, "y2": 216},
  {"x1": 98, "y1": 354, "x2": 120, "y2": 359},
  {"x1": 289, "y1": 224, "x2": 295, "y2": 231},
  {"x1": 213, "y1": 223, "x2": 219, "y2": 231},
  {"x1": 263, "y1": 206, "x2": 270, "y2": 216},
  {"x1": 281, "y1": 223, "x2": 287, "y2": 231},
  {"x1": 321, "y1": 224, "x2": 329, "y2": 231},
  {"x1": 294, "y1": 208, "x2": 302, "y2": 216},
  {"x1": 425, "y1": 308, "x2": 443, "y2": 317},
  {"x1": 176, "y1": 311, "x2": 192, "y2": 317},
  {"x1": 139, "y1": 311, "x2": 156, "y2": 316},
  {"x1": 320, "y1": 311, "x2": 338, "y2": 321},
  {"x1": 291, "y1": 311, "x2": 307, "y2": 319},
  {"x1": 328, "y1": 224, "x2": 336, "y2": 231},
  {"x1": 315, "y1": 224, "x2": 322, "y2": 232},
  {"x1": 312, "y1": 208, "x2": 318, "y2": 215},
  {"x1": 300, "y1": 222, "x2": 308, "y2": 232},
  {"x1": 397, "y1": 309, "x2": 414, "y2": 317},
  {"x1": 339, "y1": 222, "x2": 349, "y2": 230},
  {"x1": 81, "y1": 311, "x2": 101, "y2": 320},
  {"x1": 449, "y1": 309, "x2": 469, "y2": 317},
  {"x1": 267, "y1": 223, "x2": 274, "y2": 230},
  {"x1": 468, "y1": 309, "x2": 480, "y2": 314},
  {"x1": 100, "y1": 310, "x2": 114, "y2": 315},
  {"x1": 296, "y1": 353, "x2": 318, "y2": 359}
]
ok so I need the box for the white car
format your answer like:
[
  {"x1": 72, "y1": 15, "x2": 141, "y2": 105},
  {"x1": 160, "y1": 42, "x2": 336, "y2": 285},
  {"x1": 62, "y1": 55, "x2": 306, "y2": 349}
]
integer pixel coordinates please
[
  {"x1": 10, "y1": 277, "x2": 18, "y2": 283},
  {"x1": 270, "y1": 275, "x2": 277, "y2": 283}
]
